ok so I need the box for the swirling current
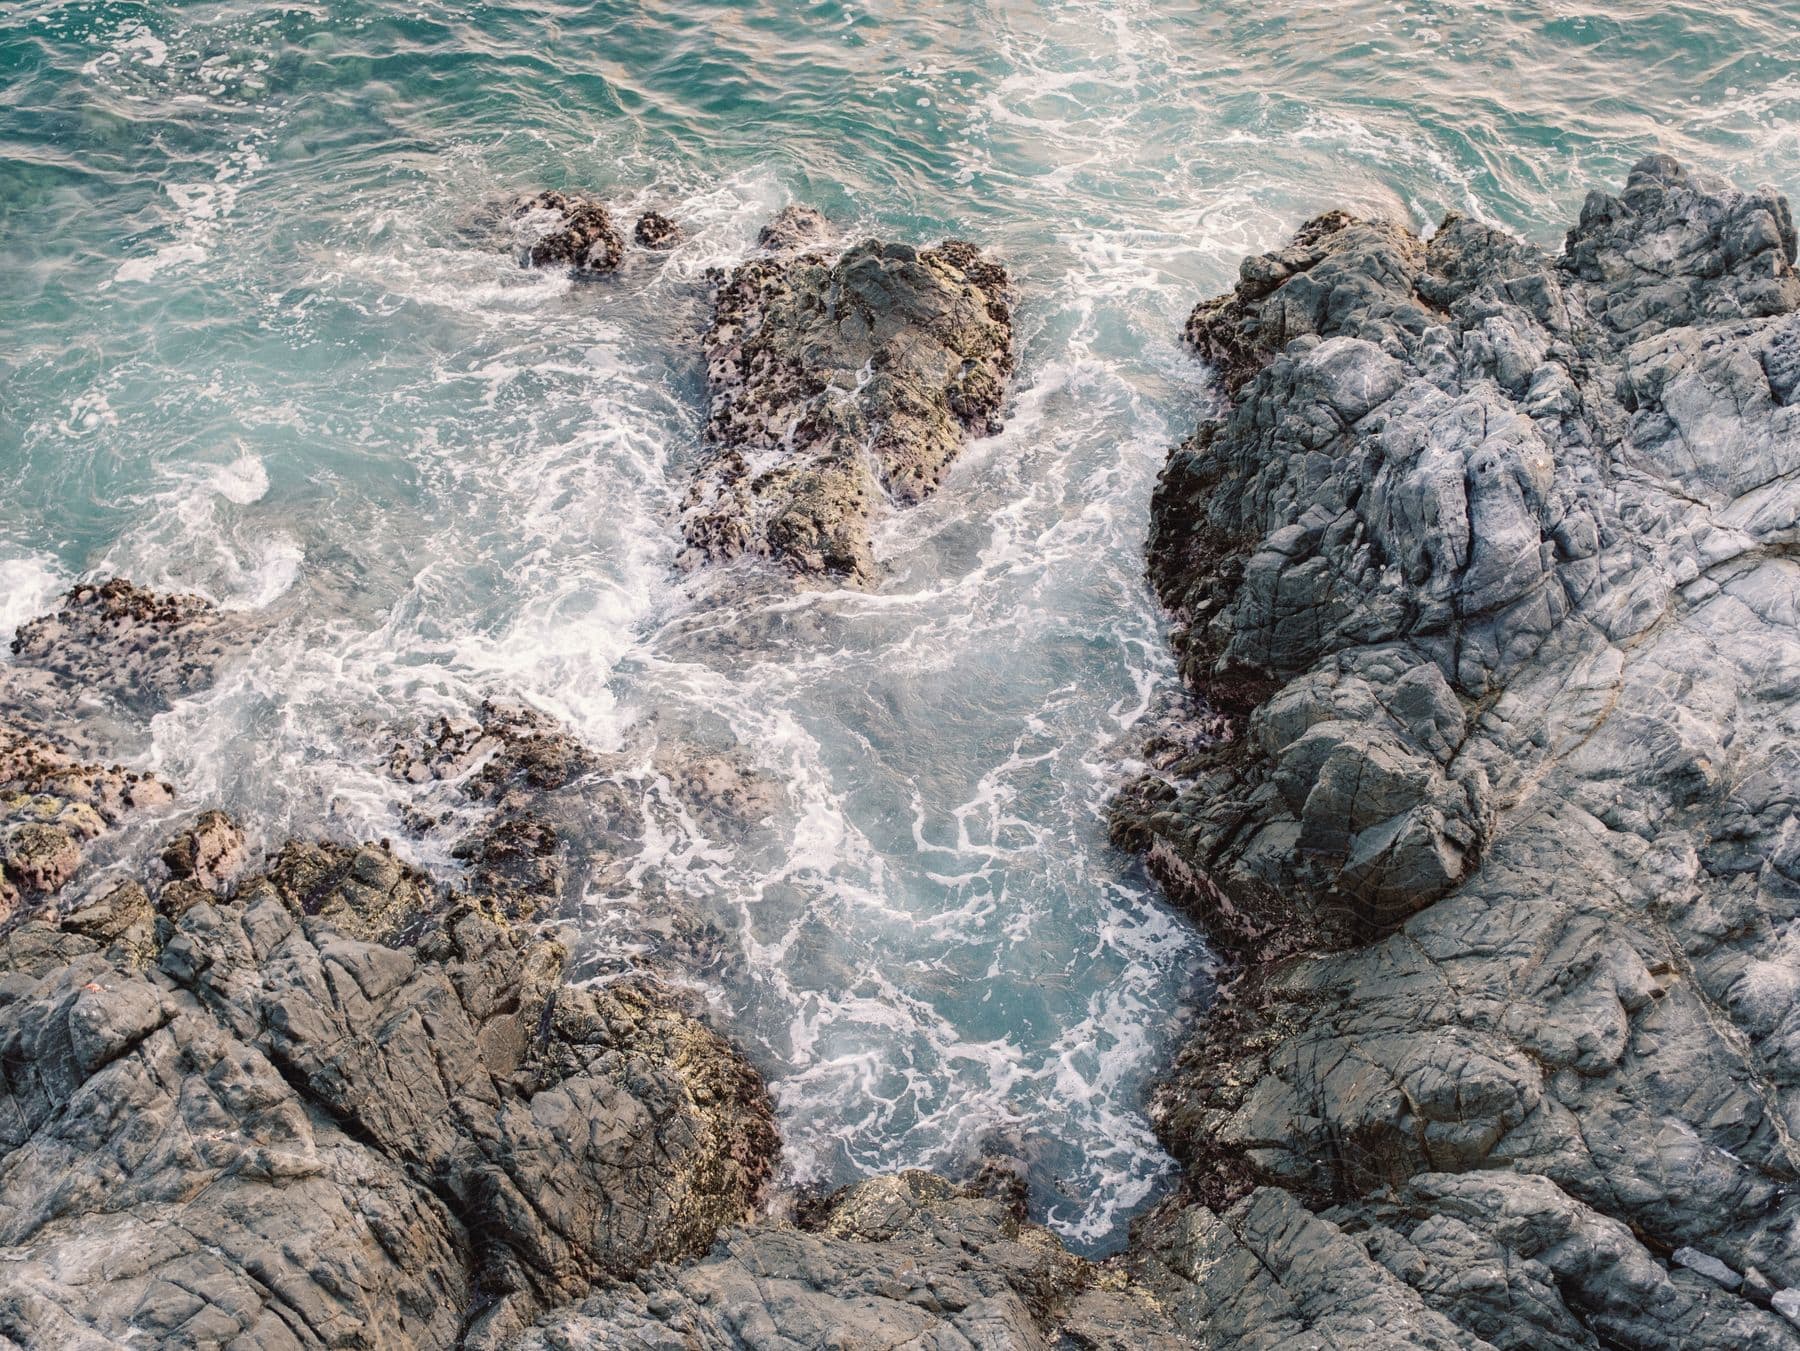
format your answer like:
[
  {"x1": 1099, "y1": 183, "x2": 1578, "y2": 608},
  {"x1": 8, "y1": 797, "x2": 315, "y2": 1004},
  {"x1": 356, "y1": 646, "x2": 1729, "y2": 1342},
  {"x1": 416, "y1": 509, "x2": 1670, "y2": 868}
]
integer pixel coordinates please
[{"x1": 3, "y1": 0, "x2": 1798, "y2": 1251}]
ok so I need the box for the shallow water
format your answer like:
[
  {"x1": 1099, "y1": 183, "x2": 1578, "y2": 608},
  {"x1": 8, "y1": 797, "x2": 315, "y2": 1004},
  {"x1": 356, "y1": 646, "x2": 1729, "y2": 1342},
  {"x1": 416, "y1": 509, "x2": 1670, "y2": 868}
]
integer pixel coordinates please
[{"x1": 3, "y1": 0, "x2": 1798, "y2": 1250}]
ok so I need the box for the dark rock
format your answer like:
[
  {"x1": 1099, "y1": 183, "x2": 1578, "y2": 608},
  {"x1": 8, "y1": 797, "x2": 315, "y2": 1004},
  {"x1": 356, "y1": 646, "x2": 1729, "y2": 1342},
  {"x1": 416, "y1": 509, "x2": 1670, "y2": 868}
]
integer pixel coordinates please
[
  {"x1": 682, "y1": 225, "x2": 1015, "y2": 583},
  {"x1": 633, "y1": 209, "x2": 681, "y2": 250},
  {"x1": 5, "y1": 578, "x2": 255, "y2": 722},
  {"x1": 1118, "y1": 154, "x2": 1800, "y2": 1348},
  {"x1": 513, "y1": 190, "x2": 625, "y2": 274}
]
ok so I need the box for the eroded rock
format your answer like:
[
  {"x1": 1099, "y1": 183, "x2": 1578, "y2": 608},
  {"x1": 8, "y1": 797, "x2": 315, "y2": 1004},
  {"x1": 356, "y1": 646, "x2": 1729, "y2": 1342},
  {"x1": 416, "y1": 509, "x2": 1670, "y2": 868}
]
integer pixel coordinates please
[
  {"x1": 4, "y1": 578, "x2": 255, "y2": 726},
  {"x1": 680, "y1": 215, "x2": 1015, "y2": 583},
  {"x1": 0, "y1": 828, "x2": 778, "y2": 1350},
  {"x1": 633, "y1": 209, "x2": 681, "y2": 250},
  {"x1": 1118, "y1": 154, "x2": 1800, "y2": 1347},
  {"x1": 513, "y1": 190, "x2": 625, "y2": 274},
  {"x1": 0, "y1": 722, "x2": 173, "y2": 916}
]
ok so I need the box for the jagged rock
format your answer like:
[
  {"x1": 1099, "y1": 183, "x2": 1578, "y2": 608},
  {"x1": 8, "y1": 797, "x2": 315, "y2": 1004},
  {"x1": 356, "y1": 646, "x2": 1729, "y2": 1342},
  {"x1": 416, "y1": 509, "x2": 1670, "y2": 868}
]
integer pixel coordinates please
[
  {"x1": 508, "y1": 1172, "x2": 1183, "y2": 1349},
  {"x1": 0, "y1": 831, "x2": 778, "y2": 1350},
  {"x1": 513, "y1": 191, "x2": 625, "y2": 274},
  {"x1": 1118, "y1": 155, "x2": 1800, "y2": 1348},
  {"x1": 159, "y1": 809, "x2": 246, "y2": 890},
  {"x1": 633, "y1": 210, "x2": 680, "y2": 250},
  {"x1": 680, "y1": 219, "x2": 1015, "y2": 583}
]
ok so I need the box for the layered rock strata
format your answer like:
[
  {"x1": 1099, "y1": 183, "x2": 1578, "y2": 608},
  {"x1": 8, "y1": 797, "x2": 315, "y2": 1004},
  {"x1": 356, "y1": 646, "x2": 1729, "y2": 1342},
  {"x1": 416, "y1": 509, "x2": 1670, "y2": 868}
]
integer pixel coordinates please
[
  {"x1": 680, "y1": 212, "x2": 1016, "y2": 583},
  {"x1": 1114, "y1": 154, "x2": 1800, "y2": 1346}
]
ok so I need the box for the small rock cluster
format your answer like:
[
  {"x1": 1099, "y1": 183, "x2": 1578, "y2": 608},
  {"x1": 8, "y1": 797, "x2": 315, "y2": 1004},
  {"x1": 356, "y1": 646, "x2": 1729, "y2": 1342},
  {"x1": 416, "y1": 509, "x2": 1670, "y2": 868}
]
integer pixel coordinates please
[{"x1": 510, "y1": 192, "x2": 683, "y2": 274}]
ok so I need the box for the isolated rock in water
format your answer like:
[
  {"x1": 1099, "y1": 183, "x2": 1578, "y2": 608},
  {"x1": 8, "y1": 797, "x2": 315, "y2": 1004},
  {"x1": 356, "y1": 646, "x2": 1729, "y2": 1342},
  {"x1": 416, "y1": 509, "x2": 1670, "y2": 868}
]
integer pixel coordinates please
[
  {"x1": 1116, "y1": 154, "x2": 1800, "y2": 1347},
  {"x1": 633, "y1": 209, "x2": 681, "y2": 250},
  {"x1": 510, "y1": 1171, "x2": 1184, "y2": 1350},
  {"x1": 0, "y1": 829, "x2": 778, "y2": 1350},
  {"x1": 682, "y1": 217, "x2": 1015, "y2": 582},
  {"x1": 756, "y1": 202, "x2": 834, "y2": 253},
  {"x1": 0, "y1": 721, "x2": 173, "y2": 917},
  {"x1": 5, "y1": 577, "x2": 254, "y2": 725},
  {"x1": 513, "y1": 190, "x2": 625, "y2": 273}
]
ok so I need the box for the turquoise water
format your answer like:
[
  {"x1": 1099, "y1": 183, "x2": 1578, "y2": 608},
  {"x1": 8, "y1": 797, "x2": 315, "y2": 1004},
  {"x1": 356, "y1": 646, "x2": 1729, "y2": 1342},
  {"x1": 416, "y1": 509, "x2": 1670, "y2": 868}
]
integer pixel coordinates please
[{"x1": 3, "y1": 0, "x2": 1797, "y2": 1250}]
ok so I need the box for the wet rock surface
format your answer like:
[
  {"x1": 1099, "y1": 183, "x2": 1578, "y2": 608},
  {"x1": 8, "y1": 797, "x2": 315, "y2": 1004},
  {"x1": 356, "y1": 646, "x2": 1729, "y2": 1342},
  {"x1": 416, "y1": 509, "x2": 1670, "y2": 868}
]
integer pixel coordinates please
[
  {"x1": 633, "y1": 209, "x2": 681, "y2": 250},
  {"x1": 0, "y1": 721, "x2": 174, "y2": 921},
  {"x1": 512, "y1": 190, "x2": 626, "y2": 274},
  {"x1": 3, "y1": 578, "x2": 256, "y2": 733},
  {"x1": 681, "y1": 210, "x2": 1016, "y2": 583},
  {"x1": 387, "y1": 699, "x2": 781, "y2": 971},
  {"x1": 1116, "y1": 155, "x2": 1800, "y2": 1346}
]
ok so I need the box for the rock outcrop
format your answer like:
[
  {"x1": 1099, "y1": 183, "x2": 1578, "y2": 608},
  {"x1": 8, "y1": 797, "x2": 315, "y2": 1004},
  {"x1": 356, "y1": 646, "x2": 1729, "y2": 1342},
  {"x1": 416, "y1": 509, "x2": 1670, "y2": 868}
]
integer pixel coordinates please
[
  {"x1": 510, "y1": 1170, "x2": 1184, "y2": 1349},
  {"x1": 680, "y1": 212, "x2": 1016, "y2": 583},
  {"x1": 0, "y1": 721, "x2": 174, "y2": 922},
  {"x1": 0, "y1": 826, "x2": 778, "y2": 1349},
  {"x1": 1115, "y1": 155, "x2": 1800, "y2": 1346},
  {"x1": 633, "y1": 210, "x2": 680, "y2": 250},
  {"x1": 3, "y1": 579, "x2": 256, "y2": 738}
]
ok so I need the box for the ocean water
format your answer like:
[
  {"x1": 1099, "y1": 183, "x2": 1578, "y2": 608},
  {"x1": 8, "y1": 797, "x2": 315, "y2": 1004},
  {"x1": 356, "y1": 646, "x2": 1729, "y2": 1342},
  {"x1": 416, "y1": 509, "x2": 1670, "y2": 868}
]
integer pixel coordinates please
[{"x1": 2, "y1": 0, "x2": 1797, "y2": 1251}]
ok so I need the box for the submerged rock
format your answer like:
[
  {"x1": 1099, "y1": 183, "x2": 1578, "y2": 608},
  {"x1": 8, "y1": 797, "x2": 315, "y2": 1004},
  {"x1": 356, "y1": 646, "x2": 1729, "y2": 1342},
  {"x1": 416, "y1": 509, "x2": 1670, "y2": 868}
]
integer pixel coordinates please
[
  {"x1": 512, "y1": 190, "x2": 625, "y2": 274},
  {"x1": 1117, "y1": 154, "x2": 1800, "y2": 1346},
  {"x1": 387, "y1": 699, "x2": 780, "y2": 974},
  {"x1": 4, "y1": 578, "x2": 256, "y2": 727},
  {"x1": 680, "y1": 212, "x2": 1015, "y2": 583}
]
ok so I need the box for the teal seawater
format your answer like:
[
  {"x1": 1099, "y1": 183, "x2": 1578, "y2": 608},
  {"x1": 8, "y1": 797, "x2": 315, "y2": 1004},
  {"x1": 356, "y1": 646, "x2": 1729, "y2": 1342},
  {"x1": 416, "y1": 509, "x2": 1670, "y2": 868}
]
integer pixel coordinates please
[{"x1": 2, "y1": 0, "x2": 1797, "y2": 1250}]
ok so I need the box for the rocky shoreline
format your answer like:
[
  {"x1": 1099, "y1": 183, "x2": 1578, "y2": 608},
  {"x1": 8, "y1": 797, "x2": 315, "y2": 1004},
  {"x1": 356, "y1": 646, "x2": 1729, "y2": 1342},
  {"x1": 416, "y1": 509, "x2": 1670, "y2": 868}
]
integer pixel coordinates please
[{"x1": 5, "y1": 157, "x2": 1800, "y2": 1348}]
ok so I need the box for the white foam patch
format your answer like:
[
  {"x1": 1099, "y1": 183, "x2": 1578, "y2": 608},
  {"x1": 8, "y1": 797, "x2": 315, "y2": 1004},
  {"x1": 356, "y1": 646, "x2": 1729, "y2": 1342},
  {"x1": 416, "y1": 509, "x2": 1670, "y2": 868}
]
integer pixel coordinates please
[{"x1": 0, "y1": 556, "x2": 67, "y2": 650}]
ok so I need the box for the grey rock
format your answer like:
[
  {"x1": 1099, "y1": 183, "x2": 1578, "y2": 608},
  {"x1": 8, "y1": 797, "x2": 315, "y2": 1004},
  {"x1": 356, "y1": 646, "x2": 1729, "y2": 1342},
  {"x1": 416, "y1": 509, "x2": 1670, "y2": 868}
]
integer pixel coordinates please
[
  {"x1": 681, "y1": 224, "x2": 1015, "y2": 583},
  {"x1": 1118, "y1": 154, "x2": 1800, "y2": 1348},
  {"x1": 508, "y1": 1172, "x2": 1184, "y2": 1350},
  {"x1": 0, "y1": 833, "x2": 778, "y2": 1349},
  {"x1": 755, "y1": 203, "x2": 834, "y2": 254}
]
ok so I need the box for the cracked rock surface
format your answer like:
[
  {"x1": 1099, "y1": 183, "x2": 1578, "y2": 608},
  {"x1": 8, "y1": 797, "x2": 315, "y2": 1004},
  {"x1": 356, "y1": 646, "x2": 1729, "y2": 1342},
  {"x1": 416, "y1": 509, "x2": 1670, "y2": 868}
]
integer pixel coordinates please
[
  {"x1": 0, "y1": 831, "x2": 777, "y2": 1349},
  {"x1": 507, "y1": 1171, "x2": 1184, "y2": 1350},
  {"x1": 1114, "y1": 154, "x2": 1800, "y2": 1347},
  {"x1": 681, "y1": 214, "x2": 1015, "y2": 584}
]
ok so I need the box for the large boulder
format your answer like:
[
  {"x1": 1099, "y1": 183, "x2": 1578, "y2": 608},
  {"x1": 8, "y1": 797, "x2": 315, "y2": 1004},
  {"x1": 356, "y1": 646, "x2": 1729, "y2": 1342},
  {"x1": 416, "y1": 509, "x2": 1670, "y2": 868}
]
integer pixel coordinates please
[
  {"x1": 1117, "y1": 155, "x2": 1800, "y2": 1347},
  {"x1": 681, "y1": 215, "x2": 1015, "y2": 583}
]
